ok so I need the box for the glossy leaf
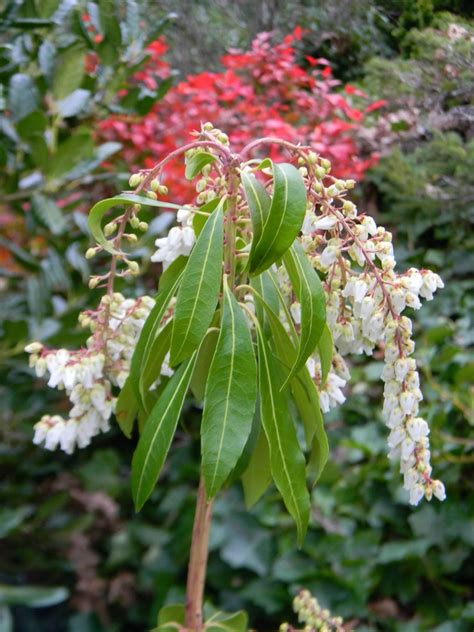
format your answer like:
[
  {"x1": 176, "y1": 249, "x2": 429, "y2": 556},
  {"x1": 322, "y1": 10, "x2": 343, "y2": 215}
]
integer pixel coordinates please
[
  {"x1": 115, "y1": 377, "x2": 138, "y2": 438},
  {"x1": 131, "y1": 353, "x2": 197, "y2": 511},
  {"x1": 52, "y1": 45, "x2": 86, "y2": 100},
  {"x1": 256, "y1": 323, "x2": 310, "y2": 544},
  {"x1": 140, "y1": 320, "x2": 173, "y2": 408},
  {"x1": 283, "y1": 241, "x2": 326, "y2": 382},
  {"x1": 189, "y1": 328, "x2": 219, "y2": 402},
  {"x1": 318, "y1": 323, "x2": 333, "y2": 386},
  {"x1": 155, "y1": 603, "x2": 185, "y2": 632},
  {"x1": 185, "y1": 151, "x2": 216, "y2": 180},
  {"x1": 87, "y1": 194, "x2": 182, "y2": 255},
  {"x1": 170, "y1": 201, "x2": 224, "y2": 365},
  {"x1": 202, "y1": 284, "x2": 257, "y2": 498},
  {"x1": 129, "y1": 275, "x2": 183, "y2": 409},
  {"x1": 241, "y1": 428, "x2": 271, "y2": 509},
  {"x1": 248, "y1": 162, "x2": 307, "y2": 275},
  {"x1": 205, "y1": 610, "x2": 248, "y2": 632},
  {"x1": 241, "y1": 172, "x2": 270, "y2": 253}
]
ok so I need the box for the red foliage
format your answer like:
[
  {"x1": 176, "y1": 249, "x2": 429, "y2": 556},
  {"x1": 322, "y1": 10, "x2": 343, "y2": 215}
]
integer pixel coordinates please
[{"x1": 98, "y1": 29, "x2": 384, "y2": 200}]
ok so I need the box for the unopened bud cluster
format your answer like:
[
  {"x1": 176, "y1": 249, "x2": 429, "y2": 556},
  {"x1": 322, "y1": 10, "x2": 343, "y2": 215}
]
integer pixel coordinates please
[{"x1": 279, "y1": 590, "x2": 344, "y2": 632}]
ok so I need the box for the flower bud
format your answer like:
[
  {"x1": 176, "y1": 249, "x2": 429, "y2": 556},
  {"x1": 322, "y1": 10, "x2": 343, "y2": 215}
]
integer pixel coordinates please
[
  {"x1": 130, "y1": 216, "x2": 140, "y2": 229},
  {"x1": 104, "y1": 222, "x2": 117, "y2": 237},
  {"x1": 128, "y1": 261, "x2": 140, "y2": 275},
  {"x1": 138, "y1": 221, "x2": 149, "y2": 231},
  {"x1": 88, "y1": 277, "x2": 99, "y2": 289},
  {"x1": 25, "y1": 342, "x2": 43, "y2": 354},
  {"x1": 150, "y1": 178, "x2": 160, "y2": 192},
  {"x1": 158, "y1": 184, "x2": 168, "y2": 196},
  {"x1": 85, "y1": 248, "x2": 97, "y2": 259},
  {"x1": 128, "y1": 173, "x2": 142, "y2": 188},
  {"x1": 126, "y1": 233, "x2": 138, "y2": 244},
  {"x1": 203, "y1": 121, "x2": 214, "y2": 131},
  {"x1": 147, "y1": 190, "x2": 158, "y2": 200}
]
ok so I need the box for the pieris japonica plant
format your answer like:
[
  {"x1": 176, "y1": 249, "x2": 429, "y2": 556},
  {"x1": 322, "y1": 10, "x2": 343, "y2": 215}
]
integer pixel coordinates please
[{"x1": 26, "y1": 123, "x2": 446, "y2": 631}]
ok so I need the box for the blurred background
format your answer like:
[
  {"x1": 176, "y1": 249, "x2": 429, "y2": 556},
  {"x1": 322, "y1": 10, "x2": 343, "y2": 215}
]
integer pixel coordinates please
[{"x1": 0, "y1": 1, "x2": 473, "y2": 630}]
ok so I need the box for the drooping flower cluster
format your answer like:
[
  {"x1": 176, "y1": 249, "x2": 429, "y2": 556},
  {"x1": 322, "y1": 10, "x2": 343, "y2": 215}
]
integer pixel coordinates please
[
  {"x1": 26, "y1": 124, "x2": 445, "y2": 506},
  {"x1": 26, "y1": 293, "x2": 157, "y2": 453}
]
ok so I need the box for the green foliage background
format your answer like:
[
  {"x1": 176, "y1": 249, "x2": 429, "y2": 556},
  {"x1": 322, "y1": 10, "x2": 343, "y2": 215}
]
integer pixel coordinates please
[{"x1": 0, "y1": 1, "x2": 473, "y2": 630}]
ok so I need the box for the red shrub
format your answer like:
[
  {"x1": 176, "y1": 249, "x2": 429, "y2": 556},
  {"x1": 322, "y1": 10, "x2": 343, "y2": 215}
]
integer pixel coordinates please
[{"x1": 99, "y1": 29, "x2": 383, "y2": 200}]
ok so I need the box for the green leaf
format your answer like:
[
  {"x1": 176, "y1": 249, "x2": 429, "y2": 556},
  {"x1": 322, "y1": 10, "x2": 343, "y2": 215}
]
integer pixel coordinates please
[
  {"x1": 158, "y1": 255, "x2": 188, "y2": 292},
  {"x1": 248, "y1": 162, "x2": 307, "y2": 275},
  {"x1": 170, "y1": 201, "x2": 224, "y2": 365},
  {"x1": 189, "y1": 328, "x2": 219, "y2": 402},
  {"x1": 255, "y1": 323, "x2": 310, "y2": 545},
  {"x1": 0, "y1": 585, "x2": 69, "y2": 608},
  {"x1": 47, "y1": 128, "x2": 94, "y2": 179},
  {"x1": 192, "y1": 198, "x2": 220, "y2": 236},
  {"x1": 87, "y1": 194, "x2": 182, "y2": 255},
  {"x1": 31, "y1": 193, "x2": 66, "y2": 235},
  {"x1": 250, "y1": 285, "x2": 328, "y2": 472},
  {"x1": 205, "y1": 610, "x2": 248, "y2": 632},
  {"x1": 129, "y1": 275, "x2": 183, "y2": 410},
  {"x1": 131, "y1": 353, "x2": 197, "y2": 511},
  {"x1": 202, "y1": 284, "x2": 257, "y2": 498},
  {"x1": 282, "y1": 241, "x2": 326, "y2": 382},
  {"x1": 52, "y1": 45, "x2": 86, "y2": 100},
  {"x1": 9, "y1": 74, "x2": 39, "y2": 122},
  {"x1": 155, "y1": 603, "x2": 185, "y2": 632},
  {"x1": 241, "y1": 428, "x2": 271, "y2": 509},
  {"x1": 115, "y1": 377, "x2": 138, "y2": 438},
  {"x1": 241, "y1": 172, "x2": 271, "y2": 252},
  {"x1": 57, "y1": 89, "x2": 90, "y2": 117},
  {"x1": 185, "y1": 151, "x2": 216, "y2": 180},
  {"x1": 140, "y1": 320, "x2": 173, "y2": 408},
  {"x1": 318, "y1": 323, "x2": 333, "y2": 386}
]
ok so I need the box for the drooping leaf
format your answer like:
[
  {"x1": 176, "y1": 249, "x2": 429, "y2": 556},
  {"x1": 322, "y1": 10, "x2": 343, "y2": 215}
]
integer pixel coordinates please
[
  {"x1": 0, "y1": 585, "x2": 69, "y2": 608},
  {"x1": 318, "y1": 323, "x2": 333, "y2": 386},
  {"x1": 189, "y1": 328, "x2": 219, "y2": 402},
  {"x1": 185, "y1": 151, "x2": 216, "y2": 180},
  {"x1": 131, "y1": 353, "x2": 197, "y2": 511},
  {"x1": 129, "y1": 275, "x2": 183, "y2": 410},
  {"x1": 241, "y1": 172, "x2": 271, "y2": 252},
  {"x1": 248, "y1": 162, "x2": 307, "y2": 275},
  {"x1": 170, "y1": 201, "x2": 224, "y2": 365},
  {"x1": 241, "y1": 427, "x2": 272, "y2": 509},
  {"x1": 87, "y1": 194, "x2": 182, "y2": 255},
  {"x1": 251, "y1": 286, "x2": 328, "y2": 470},
  {"x1": 250, "y1": 271, "x2": 280, "y2": 335},
  {"x1": 282, "y1": 241, "x2": 326, "y2": 382},
  {"x1": 201, "y1": 284, "x2": 257, "y2": 498},
  {"x1": 115, "y1": 377, "x2": 138, "y2": 438},
  {"x1": 255, "y1": 322, "x2": 310, "y2": 544},
  {"x1": 140, "y1": 320, "x2": 173, "y2": 408}
]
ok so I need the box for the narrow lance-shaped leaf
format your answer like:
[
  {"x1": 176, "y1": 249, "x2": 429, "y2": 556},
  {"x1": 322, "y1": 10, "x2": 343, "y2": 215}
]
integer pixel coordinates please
[
  {"x1": 241, "y1": 172, "x2": 271, "y2": 254},
  {"x1": 140, "y1": 320, "x2": 173, "y2": 409},
  {"x1": 170, "y1": 200, "x2": 224, "y2": 365},
  {"x1": 255, "y1": 321, "x2": 310, "y2": 544},
  {"x1": 115, "y1": 377, "x2": 138, "y2": 438},
  {"x1": 129, "y1": 274, "x2": 183, "y2": 410},
  {"x1": 250, "y1": 280, "x2": 328, "y2": 474},
  {"x1": 241, "y1": 427, "x2": 272, "y2": 509},
  {"x1": 318, "y1": 323, "x2": 333, "y2": 386},
  {"x1": 283, "y1": 241, "x2": 326, "y2": 383},
  {"x1": 248, "y1": 162, "x2": 307, "y2": 276},
  {"x1": 131, "y1": 353, "x2": 197, "y2": 511},
  {"x1": 87, "y1": 194, "x2": 182, "y2": 255},
  {"x1": 202, "y1": 283, "x2": 257, "y2": 498}
]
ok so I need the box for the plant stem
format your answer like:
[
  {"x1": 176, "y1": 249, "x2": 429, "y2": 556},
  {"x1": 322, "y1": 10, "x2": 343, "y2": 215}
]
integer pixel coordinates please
[
  {"x1": 224, "y1": 172, "x2": 239, "y2": 288},
  {"x1": 185, "y1": 477, "x2": 214, "y2": 631}
]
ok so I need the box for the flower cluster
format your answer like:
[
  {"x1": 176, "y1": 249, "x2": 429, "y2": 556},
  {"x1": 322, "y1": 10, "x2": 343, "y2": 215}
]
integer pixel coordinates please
[
  {"x1": 279, "y1": 589, "x2": 344, "y2": 632},
  {"x1": 26, "y1": 293, "x2": 157, "y2": 453},
  {"x1": 151, "y1": 208, "x2": 195, "y2": 268}
]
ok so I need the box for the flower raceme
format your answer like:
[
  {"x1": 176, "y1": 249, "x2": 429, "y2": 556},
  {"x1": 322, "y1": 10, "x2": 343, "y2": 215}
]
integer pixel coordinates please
[{"x1": 27, "y1": 125, "x2": 444, "y2": 545}]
